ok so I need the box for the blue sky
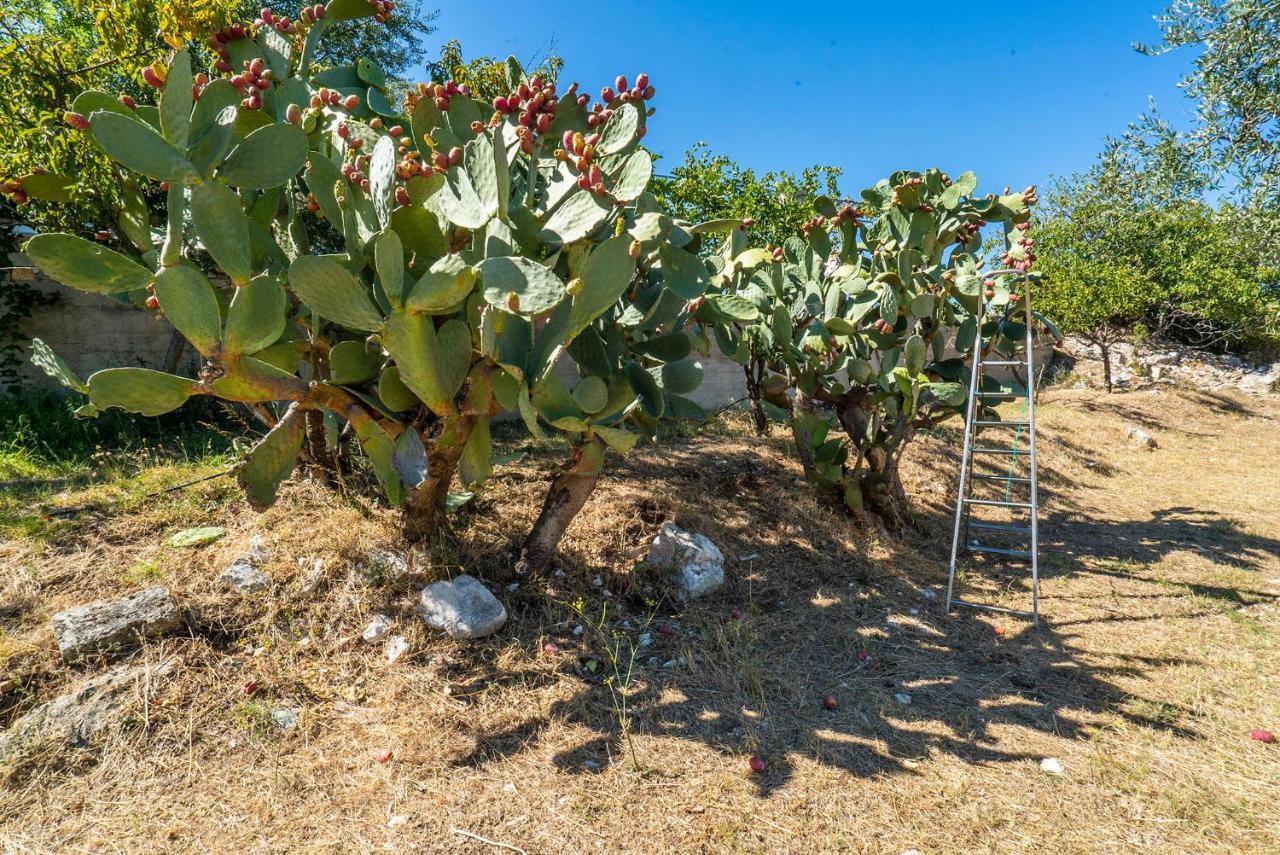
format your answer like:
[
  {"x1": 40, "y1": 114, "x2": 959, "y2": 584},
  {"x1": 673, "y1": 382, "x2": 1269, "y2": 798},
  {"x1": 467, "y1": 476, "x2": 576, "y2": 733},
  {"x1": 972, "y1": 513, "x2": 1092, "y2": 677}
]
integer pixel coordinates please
[{"x1": 425, "y1": 1, "x2": 1195, "y2": 197}]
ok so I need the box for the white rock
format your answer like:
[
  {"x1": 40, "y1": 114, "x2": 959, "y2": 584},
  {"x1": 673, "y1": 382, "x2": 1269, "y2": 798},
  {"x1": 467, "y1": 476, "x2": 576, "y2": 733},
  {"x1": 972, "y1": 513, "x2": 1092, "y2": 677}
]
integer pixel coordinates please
[
  {"x1": 359, "y1": 549, "x2": 409, "y2": 583},
  {"x1": 645, "y1": 522, "x2": 725, "y2": 600},
  {"x1": 418, "y1": 575, "x2": 507, "y2": 639},
  {"x1": 1040, "y1": 757, "x2": 1066, "y2": 776},
  {"x1": 387, "y1": 815, "x2": 408, "y2": 829},
  {"x1": 271, "y1": 709, "x2": 299, "y2": 730},
  {"x1": 362, "y1": 614, "x2": 393, "y2": 643},
  {"x1": 51, "y1": 586, "x2": 182, "y2": 660},
  {"x1": 297, "y1": 557, "x2": 326, "y2": 595},
  {"x1": 383, "y1": 635, "x2": 409, "y2": 663},
  {"x1": 220, "y1": 561, "x2": 271, "y2": 593},
  {"x1": 894, "y1": 692, "x2": 913, "y2": 705},
  {"x1": 1124, "y1": 424, "x2": 1158, "y2": 449}
]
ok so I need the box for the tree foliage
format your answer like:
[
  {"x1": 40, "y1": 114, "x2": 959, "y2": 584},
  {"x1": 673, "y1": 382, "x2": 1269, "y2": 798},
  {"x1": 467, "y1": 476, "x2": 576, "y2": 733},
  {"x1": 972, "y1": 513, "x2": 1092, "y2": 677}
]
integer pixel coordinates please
[{"x1": 651, "y1": 143, "x2": 842, "y2": 252}]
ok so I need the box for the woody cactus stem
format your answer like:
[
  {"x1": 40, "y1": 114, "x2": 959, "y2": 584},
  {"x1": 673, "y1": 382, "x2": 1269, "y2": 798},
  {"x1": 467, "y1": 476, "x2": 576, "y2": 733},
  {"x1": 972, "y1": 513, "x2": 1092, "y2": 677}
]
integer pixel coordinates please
[
  {"x1": 401, "y1": 414, "x2": 475, "y2": 541},
  {"x1": 515, "y1": 438, "x2": 606, "y2": 575}
]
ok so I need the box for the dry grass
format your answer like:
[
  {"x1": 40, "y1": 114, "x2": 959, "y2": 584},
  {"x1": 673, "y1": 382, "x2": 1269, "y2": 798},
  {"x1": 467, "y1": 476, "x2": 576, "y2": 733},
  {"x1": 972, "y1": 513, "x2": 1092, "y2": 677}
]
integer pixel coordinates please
[{"x1": 1, "y1": 382, "x2": 1278, "y2": 853}]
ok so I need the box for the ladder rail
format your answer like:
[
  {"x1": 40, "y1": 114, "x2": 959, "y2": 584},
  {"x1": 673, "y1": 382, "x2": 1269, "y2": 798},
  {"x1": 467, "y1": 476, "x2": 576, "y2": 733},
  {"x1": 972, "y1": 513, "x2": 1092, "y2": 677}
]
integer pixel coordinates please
[{"x1": 947, "y1": 267, "x2": 1040, "y2": 625}]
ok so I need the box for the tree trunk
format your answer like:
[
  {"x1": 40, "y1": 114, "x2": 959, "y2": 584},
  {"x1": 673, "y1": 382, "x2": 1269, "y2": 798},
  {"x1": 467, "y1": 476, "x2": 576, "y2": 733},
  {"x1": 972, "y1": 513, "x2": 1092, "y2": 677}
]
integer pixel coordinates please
[
  {"x1": 857, "y1": 454, "x2": 911, "y2": 531},
  {"x1": 788, "y1": 387, "x2": 821, "y2": 481},
  {"x1": 744, "y1": 361, "x2": 768, "y2": 436},
  {"x1": 1097, "y1": 337, "x2": 1114, "y2": 393},
  {"x1": 304, "y1": 409, "x2": 337, "y2": 483},
  {"x1": 401, "y1": 414, "x2": 475, "y2": 542},
  {"x1": 514, "y1": 438, "x2": 605, "y2": 576}
]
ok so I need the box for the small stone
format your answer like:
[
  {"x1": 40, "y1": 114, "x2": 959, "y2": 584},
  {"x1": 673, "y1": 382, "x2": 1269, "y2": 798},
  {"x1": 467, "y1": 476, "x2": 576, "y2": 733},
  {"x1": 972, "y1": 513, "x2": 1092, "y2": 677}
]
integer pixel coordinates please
[
  {"x1": 592, "y1": 576, "x2": 603, "y2": 588},
  {"x1": 164, "y1": 526, "x2": 225, "y2": 548},
  {"x1": 387, "y1": 815, "x2": 408, "y2": 829},
  {"x1": 894, "y1": 692, "x2": 912, "y2": 705},
  {"x1": 418, "y1": 575, "x2": 507, "y2": 639},
  {"x1": 359, "y1": 549, "x2": 410, "y2": 584},
  {"x1": 919, "y1": 589, "x2": 937, "y2": 599},
  {"x1": 572, "y1": 624, "x2": 584, "y2": 636},
  {"x1": 645, "y1": 522, "x2": 725, "y2": 600},
  {"x1": 51, "y1": 586, "x2": 181, "y2": 660},
  {"x1": 271, "y1": 708, "x2": 299, "y2": 730},
  {"x1": 507, "y1": 582, "x2": 520, "y2": 592},
  {"x1": 553, "y1": 569, "x2": 566, "y2": 578},
  {"x1": 383, "y1": 635, "x2": 409, "y2": 663},
  {"x1": 503, "y1": 782, "x2": 517, "y2": 793},
  {"x1": 1124, "y1": 424, "x2": 1158, "y2": 449},
  {"x1": 638, "y1": 632, "x2": 652, "y2": 648},
  {"x1": 297, "y1": 557, "x2": 326, "y2": 595},
  {"x1": 220, "y1": 543, "x2": 271, "y2": 593},
  {"x1": 1040, "y1": 757, "x2": 1065, "y2": 775},
  {"x1": 362, "y1": 614, "x2": 393, "y2": 643}
]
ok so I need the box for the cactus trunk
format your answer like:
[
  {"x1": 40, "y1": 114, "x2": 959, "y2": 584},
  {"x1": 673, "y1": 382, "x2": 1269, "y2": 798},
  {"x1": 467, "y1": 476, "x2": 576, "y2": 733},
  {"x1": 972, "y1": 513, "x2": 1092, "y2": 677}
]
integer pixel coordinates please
[
  {"x1": 402, "y1": 414, "x2": 475, "y2": 541},
  {"x1": 515, "y1": 437, "x2": 605, "y2": 575}
]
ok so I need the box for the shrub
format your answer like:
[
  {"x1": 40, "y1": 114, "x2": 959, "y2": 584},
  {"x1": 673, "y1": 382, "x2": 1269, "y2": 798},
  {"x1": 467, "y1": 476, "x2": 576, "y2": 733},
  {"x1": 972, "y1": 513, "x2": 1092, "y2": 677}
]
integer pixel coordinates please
[{"x1": 24, "y1": 2, "x2": 711, "y2": 573}]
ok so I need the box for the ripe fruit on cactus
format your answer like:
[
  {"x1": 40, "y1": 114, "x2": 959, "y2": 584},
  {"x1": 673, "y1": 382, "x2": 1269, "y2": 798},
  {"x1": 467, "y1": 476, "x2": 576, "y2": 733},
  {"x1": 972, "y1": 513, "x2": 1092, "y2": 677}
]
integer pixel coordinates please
[{"x1": 63, "y1": 111, "x2": 89, "y2": 130}]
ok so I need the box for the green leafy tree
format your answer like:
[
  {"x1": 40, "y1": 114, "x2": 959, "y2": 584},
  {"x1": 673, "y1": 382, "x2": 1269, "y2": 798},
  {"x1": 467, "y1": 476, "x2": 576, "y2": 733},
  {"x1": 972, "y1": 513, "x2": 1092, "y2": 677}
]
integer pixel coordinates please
[{"x1": 651, "y1": 143, "x2": 842, "y2": 253}]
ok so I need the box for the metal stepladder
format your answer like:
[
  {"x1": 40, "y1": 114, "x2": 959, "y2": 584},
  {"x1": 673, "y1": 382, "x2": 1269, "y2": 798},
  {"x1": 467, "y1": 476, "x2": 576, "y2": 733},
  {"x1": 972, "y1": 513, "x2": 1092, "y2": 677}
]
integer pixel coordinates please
[{"x1": 946, "y1": 268, "x2": 1041, "y2": 624}]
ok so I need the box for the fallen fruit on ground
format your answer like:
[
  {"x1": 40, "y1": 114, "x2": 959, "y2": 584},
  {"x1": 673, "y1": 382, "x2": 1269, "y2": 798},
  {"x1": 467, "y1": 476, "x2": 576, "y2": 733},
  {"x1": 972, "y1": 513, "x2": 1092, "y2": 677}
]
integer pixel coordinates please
[{"x1": 749, "y1": 755, "x2": 765, "y2": 773}]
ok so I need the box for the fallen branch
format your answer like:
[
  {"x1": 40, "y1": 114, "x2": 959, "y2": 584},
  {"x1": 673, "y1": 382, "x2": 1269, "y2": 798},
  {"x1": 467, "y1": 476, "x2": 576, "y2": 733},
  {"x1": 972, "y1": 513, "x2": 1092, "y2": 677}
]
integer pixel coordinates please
[{"x1": 449, "y1": 828, "x2": 528, "y2": 855}]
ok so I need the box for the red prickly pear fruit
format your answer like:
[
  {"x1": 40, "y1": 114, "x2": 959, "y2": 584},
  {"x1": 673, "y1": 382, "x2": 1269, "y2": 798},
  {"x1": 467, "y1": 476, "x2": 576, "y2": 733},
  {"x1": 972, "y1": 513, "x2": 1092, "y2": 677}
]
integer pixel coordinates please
[
  {"x1": 359, "y1": 178, "x2": 370, "y2": 192},
  {"x1": 242, "y1": 678, "x2": 260, "y2": 695},
  {"x1": 530, "y1": 74, "x2": 543, "y2": 89},
  {"x1": 748, "y1": 756, "x2": 765, "y2": 774},
  {"x1": 348, "y1": 137, "x2": 362, "y2": 150},
  {"x1": 310, "y1": 94, "x2": 322, "y2": 110},
  {"x1": 259, "y1": 7, "x2": 273, "y2": 23},
  {"x1": 577, "y1": 174, "x2": 591, "y2": 191},
  {"x1": 619, "y1": 91, "x2": 632, "y2": 104},
  {"x1": 434, "y1": 96, "x2": 448, "y2": 111},
  {"x1": 643, "y1": 85, "x2": 655, "y2": 100},
  {"x1": 493, "y1": 96, "x2": 510, "y2": 113},
  {"x1": 142, "y1": 66, "x2": 164, "y2": 88},
  {"x1": 373, "y1": 748, "x2": 393, "y2": 763},
  {"x1": 520, "y1": 137, "x2": 533, "y2": 155},
  {"x1": 94, "y1": 230, "x2": 110, "y2": 241},
  {"x1": 369, "y1": 117, "x2": 383, "y2": 130},
  {"x1": 337, "y1": 122, "x2": 349, "y2": 138},
  {"x1": 12, "y1": 188, "x2": 28, "y2": 204},
  {"x1": 470, "y1": 120, "x2": 484, "y2": 133},
  {"x1": 822, "y1": 694, "x2": 838, "y2": 710},
  {"x1": 636, "y1": 72, "x2": 649, "y2": 90},
  {"x1": 145, "y1": 295, "x2": 160, "y2": 310},
  {"x1": 215, "y1": 59, "x2": 231, "y2": 73},
  {"x1": 615, "y1": 75, "x2": 628, "y2": 92},
  {"x1": 517, "y1": 110, "x2": 531, "y2": 127},
  {"x1": 1251, "y1": 729, "x2": 1276, "y2": 743},
  {"x1": 314, "y1": 3, "x2": 325, "y2": 18},
  {"x1": 585, "y1": 133, "x2": 600, "y2": 147},
  {"x1": 395, "y1": 186, "x2": 410, "y2": 206},
  {"x1": 249, "y1": 57, "x2": 265, "y2": 76},
  {"x1": 343, "y1": 94, "x2": 360, "y2": 110},
  {"x1": 601, "y1": 86, "x2": 615, "y2": 104},
  {"x1": 587, "y1": 113, "x2": 600, "y2": 128},
  {"x1": 630, "y1": 87, "x2": 643, "y2": 100},
  {"x1": 517, "y1": 82, "x2": 531, "y2": 101},
  {"x1": 448, "y1": 146, "x2": 462, "y2": 166},
  {"x1": 635, "y1": 125, "x2": 647, "y2": 140},
  {"x1": 119, "y1": 94, "x2": 136, "y2": 109},
  {"x1": 588, "y1": 165, "x2": 602, "y2": 186},
  {"x1": 628, "y1": 239, "x2": 641, "y2": 258},
  {"x1": 535, "y1": 112, "x2": 551, "y2": 134},
  {"x1": 389, "y1": 125, "x2": 403, "y2": 137},
  {"x1": 562, "y1": 130, "x2": 575, "y2": 151},
  {"x1": 577, "y1": 94, "x2": 589, "y2": 107},
  {"x1": 445, "y1": 80, "x2": 459, "y2": 96},
  {"x1": 248, "y1": 94, "x2": 263, "y2": 110},
  {"x1": 432, "y1": 151, "x2": 448, "y2": 170},
  {"x1": 285, "y1": 104, "x2": 302, "y2": 124},
  {"x1": 63, "y1": 111, "x2": 89, "y2": 130}
]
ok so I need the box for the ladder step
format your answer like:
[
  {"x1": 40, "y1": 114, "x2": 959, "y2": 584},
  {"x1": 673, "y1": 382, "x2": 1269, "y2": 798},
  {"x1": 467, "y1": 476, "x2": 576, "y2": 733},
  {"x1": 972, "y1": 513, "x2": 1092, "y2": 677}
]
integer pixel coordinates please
[
  {"x1": 964, "y1": 497, "x2": 1034, "y2": 508},
  {"x1": 966, "y1": 542, "x2": 1033, "y2": 559},
  {"x1": 980, "y1": 360, "x2": 1024, "y2": 367},
  {"x1": 969, "y1": 520, "x2": 1032, "y2": 534},
  {"x1": 974, "y1": 420, "x2": 1030, "y2": 428},
  {"x1": 970, "y1": 474, "x2": 1032, "y2": 484},
  {"x1": 949, "y1": 599, "x2": 1037, "y2": 619},
  {"x1": 972, "y1": 447, "x2": 1023, "y2": 455},
  {"x1": 976, "y1": 391, "x2": 1026, "y2": 397}
]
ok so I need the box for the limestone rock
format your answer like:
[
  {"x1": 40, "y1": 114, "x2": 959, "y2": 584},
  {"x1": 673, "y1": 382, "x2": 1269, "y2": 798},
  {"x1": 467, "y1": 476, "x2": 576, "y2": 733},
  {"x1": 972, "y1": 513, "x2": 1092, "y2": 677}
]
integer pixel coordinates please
[
  {"x1": 1124, "y1": 424, "x2": 1158, "y2": 449},
  {"x1": 51, "y1": 586, "x2": 181, "y2": 660},
  {"x1": 418, "y1": 575, "x2": 507, "y2": 639},
  {"x1": 645, "y1": 522, "x2": 725, "y2": 600}
]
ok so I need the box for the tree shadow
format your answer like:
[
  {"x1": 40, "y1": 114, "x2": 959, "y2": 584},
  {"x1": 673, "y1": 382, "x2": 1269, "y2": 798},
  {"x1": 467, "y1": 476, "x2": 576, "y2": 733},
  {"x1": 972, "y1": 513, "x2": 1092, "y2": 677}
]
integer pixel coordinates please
[{"x1": 443, "y1": 431, "x2": 1277, "y2": 796}]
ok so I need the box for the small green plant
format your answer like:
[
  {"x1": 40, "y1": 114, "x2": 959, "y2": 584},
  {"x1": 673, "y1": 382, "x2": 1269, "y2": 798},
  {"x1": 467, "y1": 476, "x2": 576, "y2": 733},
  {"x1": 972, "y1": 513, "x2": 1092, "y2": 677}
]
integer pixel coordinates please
[{"x1": 569, "y1": 596, "x2": 659, "y2": 772}]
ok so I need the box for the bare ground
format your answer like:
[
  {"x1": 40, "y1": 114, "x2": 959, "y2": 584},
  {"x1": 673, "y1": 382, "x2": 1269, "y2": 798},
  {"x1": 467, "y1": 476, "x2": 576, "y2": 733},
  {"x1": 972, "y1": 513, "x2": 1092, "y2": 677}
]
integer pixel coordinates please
[{"x1": 1, "y1": 381, "x2": 1278, "y2": 853}]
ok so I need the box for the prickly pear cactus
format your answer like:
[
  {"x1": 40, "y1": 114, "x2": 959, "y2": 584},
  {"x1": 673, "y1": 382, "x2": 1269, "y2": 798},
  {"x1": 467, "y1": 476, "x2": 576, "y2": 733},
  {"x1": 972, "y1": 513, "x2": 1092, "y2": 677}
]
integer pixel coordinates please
[
  {"x1": 711, "y1": 169, "x2": 1041, "y2": 525},
  {"x1": 24, "y1": 2, "x2": 706, "y2": 562}
]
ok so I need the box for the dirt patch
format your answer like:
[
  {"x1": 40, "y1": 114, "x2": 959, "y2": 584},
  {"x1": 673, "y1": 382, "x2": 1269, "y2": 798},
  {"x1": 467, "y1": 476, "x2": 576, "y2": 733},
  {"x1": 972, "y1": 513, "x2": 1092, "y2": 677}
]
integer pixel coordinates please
[{"x1": 1, "y1": 388, "x2": 1278, "y2": 852}]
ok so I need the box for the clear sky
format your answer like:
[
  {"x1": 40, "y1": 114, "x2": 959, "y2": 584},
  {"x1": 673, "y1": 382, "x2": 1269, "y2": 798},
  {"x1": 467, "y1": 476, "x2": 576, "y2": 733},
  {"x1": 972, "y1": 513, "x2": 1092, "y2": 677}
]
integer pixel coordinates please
[{"x1": 424, "y1": 1, "x2": 1196, "y2": 197}]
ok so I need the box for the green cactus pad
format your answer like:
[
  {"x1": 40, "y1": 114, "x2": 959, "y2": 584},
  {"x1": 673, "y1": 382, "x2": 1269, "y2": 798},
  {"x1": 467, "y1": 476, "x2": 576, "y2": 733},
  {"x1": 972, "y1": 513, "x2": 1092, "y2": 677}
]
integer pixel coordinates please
[
  {"x1": 373, "y1": 230, "x2": 405, "y2": 308},
  {"x1": 329, "y1": 340, "x2": 381, "y2": 385},
  {"x1": 406, "y1": 254, "x2": 476, "y2": 313},
  {"x1": 217, "y1": 123, "x2": 309, "y2": 189},
  {"x1": 656, "y1": 244, "x2": 710, "y2": 301},
  {"x1": 188, "y1": 105, "x2": 239, "y2": 177},
  {"x1": 566, "y1": 236, "x2": 638, "y2": 338},
  {"x1": 153, "y1": 264, "x2": 223, "y2": 356},
  {"x1": 288, "y1": 256, "x2": 383, "y2": 331},
  {"x1": 652, "y1": 360, "x2": 704, "y2": 395},
  {"x1": 531, "y1": 374, "x2": 588, "y2": 432},
  {"x1": 382, "y1": 310, "x2": 470, "y2": 416},
  {"x1": 571, "y1": 375, "x2": 609, "y2": 414},
  {"x1": 23, "y1": 233, "x2": 153, "y2": 294},
  {"x1": 191, "y1": 180, "x2": 254, "y2": 284},
  {"x1": 369, "y1": 136, "x2": 397, "y2": 227},
  {"x1": 632, "y1": 331, "x2": 692, "y2": 362},
  {"x1": 349, "y1": 414, "x2": 403, "y2": 505},
  {"x1": 30, "y1": 338, "x2": 88, "y2": 393},
  {"x1": 592, "y1": 424, "x2": 637, "y2": 454},
  {"x1": 222, "y1": 274, "x2": 286, "y2": 356},
  {"x1": 88, "y1": 368, "x2": 195, "y2": 416},
  {"x1": 377, "y1": 366, "x2": 420, "y2": 411},
  {"x1": 539, "y1": 192, "x2": 612, "y2": 245},
  {"x1": 623, "y1": 361, "x2": 665, "y2": 418},
  {"x1": 597, "y1": 103, "x2": 639, "y2": 156},
  {"x1": 610, "y1": 150, "x2": 652, "y2": 203},
  {"x1": 209, "y1": 356, "x2": 301, "y2": 402},
  {"x1": 159, "y1": 49, "x2": 193, "y2": 148},
  {"x1": 459, "y1": 417, "x2": 492, "y2": 489},
  {"x1": 89, "y1": 111, "x2": 199, "y2": 184},
  {"x1": 479, "y1": 256, "x2": 566, "y2": 316},
  {"x1": 237, "y1": 406, "x2": 305, "y2": 509}
]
